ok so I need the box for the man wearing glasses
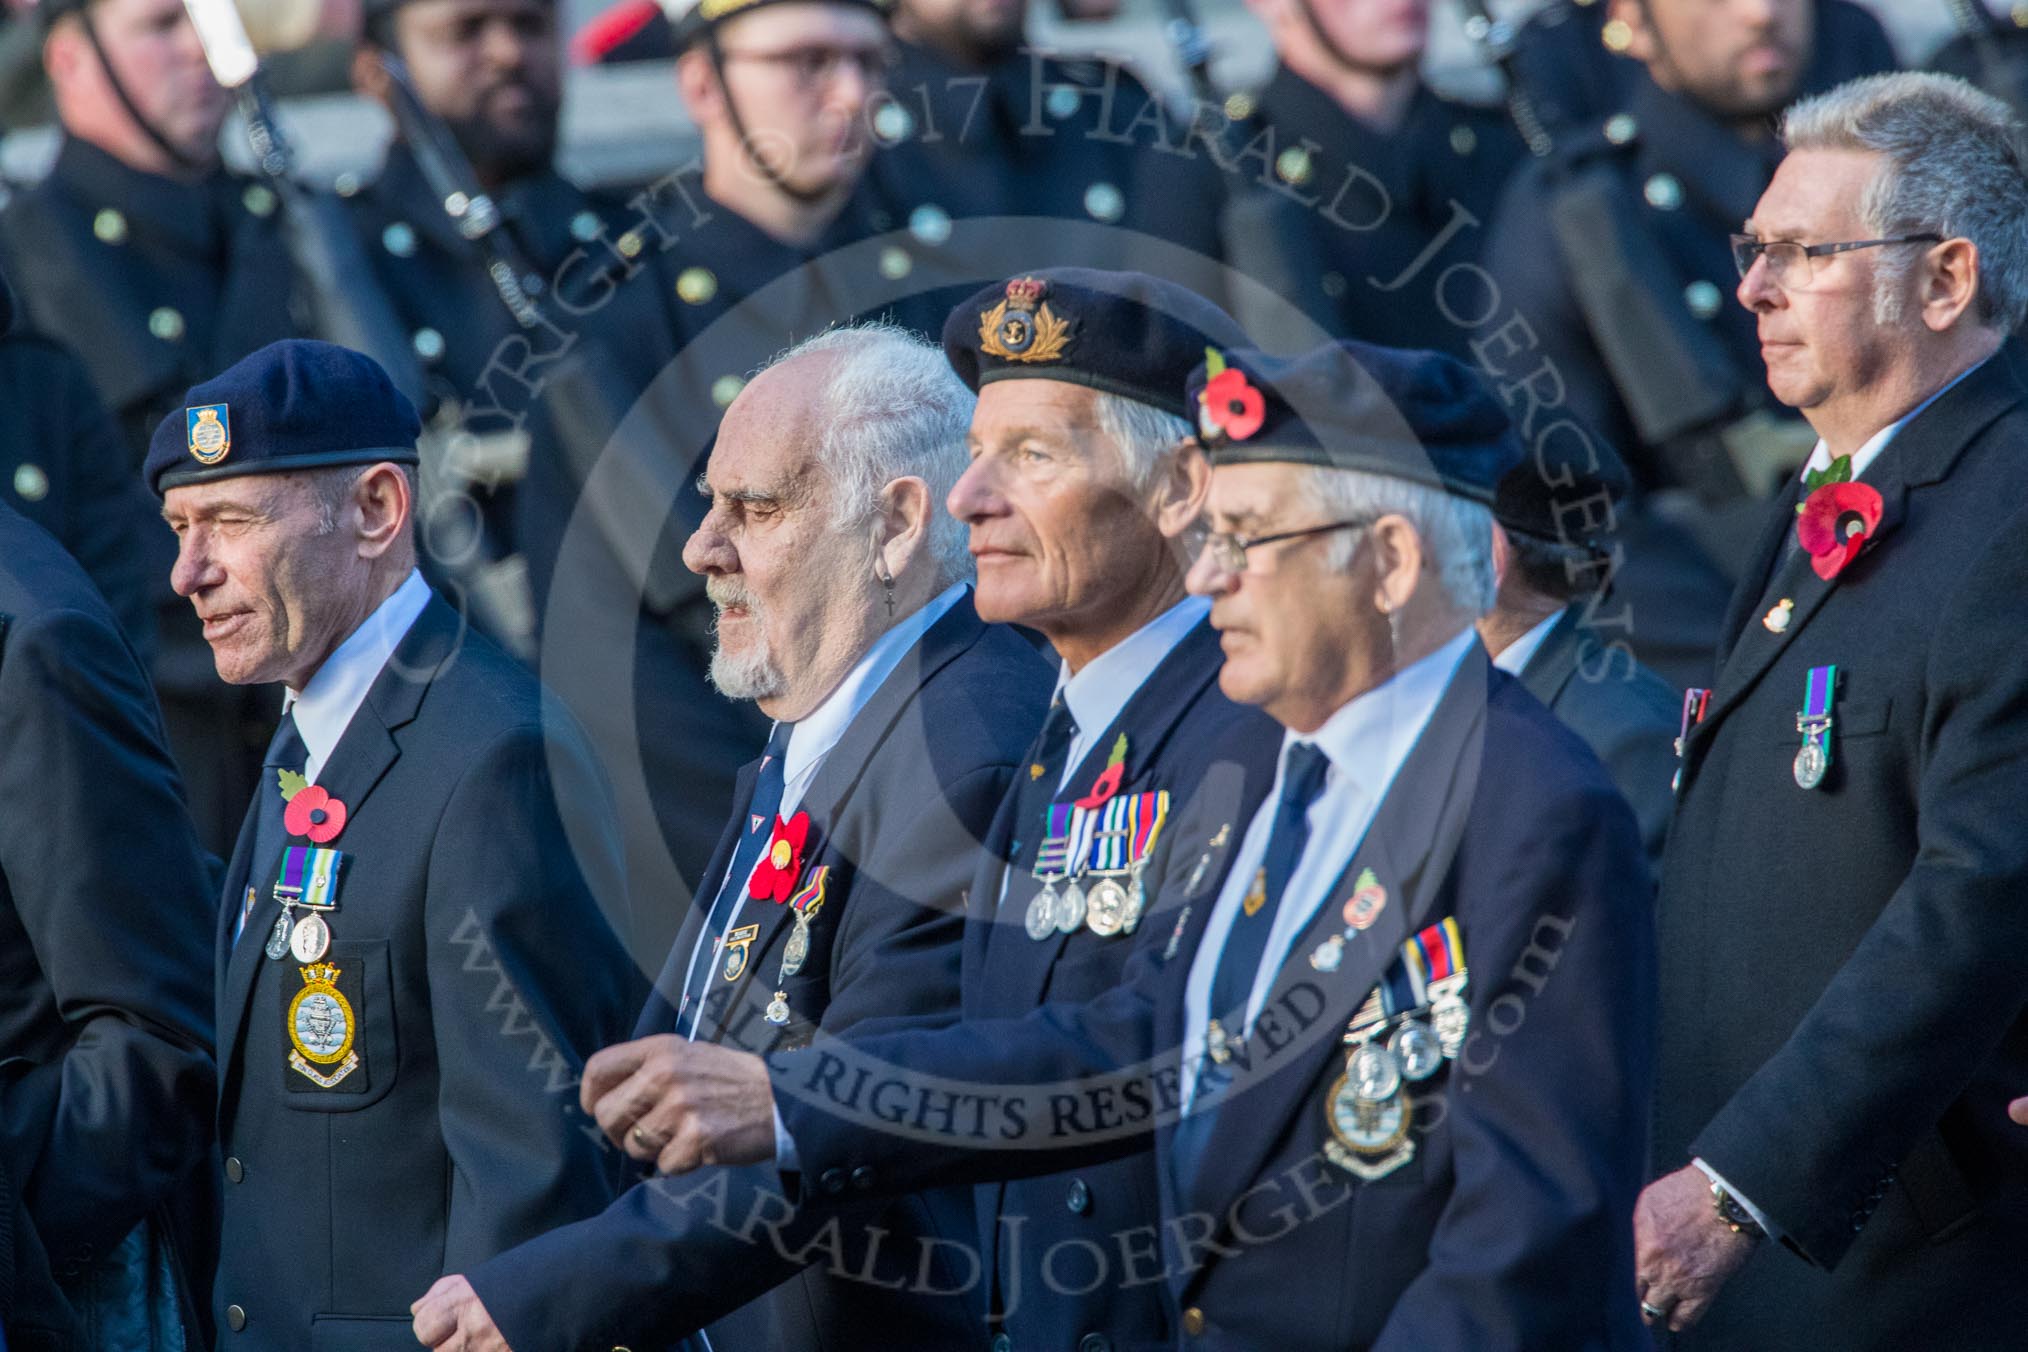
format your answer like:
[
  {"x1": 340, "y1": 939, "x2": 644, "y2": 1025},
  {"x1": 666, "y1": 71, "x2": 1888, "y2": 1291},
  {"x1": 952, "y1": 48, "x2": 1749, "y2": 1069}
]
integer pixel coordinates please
[
  {"x1": 587, "y1": 335, "x2": 1658, "y2": 1350},
  {"x1": 1635, "y1": 72, "x2": 2028, "y2": 1349}
]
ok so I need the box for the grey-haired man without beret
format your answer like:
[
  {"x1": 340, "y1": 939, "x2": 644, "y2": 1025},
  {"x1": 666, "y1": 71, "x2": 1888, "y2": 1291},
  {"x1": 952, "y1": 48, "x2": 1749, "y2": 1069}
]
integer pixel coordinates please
[
  {"x1": 149, "y1": 338, "x2": 635, "y2": 1350},
  {"x1": 593, "y1": 336, "x2": 1659, "y2": 1351}
]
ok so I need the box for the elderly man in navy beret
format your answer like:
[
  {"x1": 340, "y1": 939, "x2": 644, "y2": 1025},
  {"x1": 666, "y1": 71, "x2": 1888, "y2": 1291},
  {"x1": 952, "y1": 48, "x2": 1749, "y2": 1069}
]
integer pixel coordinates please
[
  {"x1": 583, "y1": 337, "x2": 1659, "y2": 1350},
  {"x1": 149, "y1": 339, "x2": 636, "y2": 1350}
]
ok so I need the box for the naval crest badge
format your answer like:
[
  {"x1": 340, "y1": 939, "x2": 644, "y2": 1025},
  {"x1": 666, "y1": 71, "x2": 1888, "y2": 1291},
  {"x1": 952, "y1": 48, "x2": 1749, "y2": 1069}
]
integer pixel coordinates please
[
  {"x1": 978, "y1": 277, "x2": 1072, "y2": 364},
  {"x1": 287, "y1": 962, "x2": 361, "y2": 1089},
  {"x1": 186, "y1": 404, "x2": 231, "y2": 465}
]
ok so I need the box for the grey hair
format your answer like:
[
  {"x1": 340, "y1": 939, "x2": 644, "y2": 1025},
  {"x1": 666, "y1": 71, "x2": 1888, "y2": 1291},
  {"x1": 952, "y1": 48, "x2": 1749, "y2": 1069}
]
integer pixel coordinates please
[
  {"x1": 769, "y1": 322, "x2": 976, "y2": 586},
  {"x1": 1297, "y1": 465, "x2": 1497, "y2": 617},
  {"x1": 1094, "y1": 391, "x2": 1193, "y2": 490},
  {"x1": 1781, "y1": 72, "x2": 2028, "y2": 331}
]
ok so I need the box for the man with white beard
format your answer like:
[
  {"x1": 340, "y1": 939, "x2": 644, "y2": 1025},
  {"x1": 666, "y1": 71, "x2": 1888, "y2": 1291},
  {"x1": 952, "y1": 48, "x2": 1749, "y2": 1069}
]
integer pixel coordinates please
[{"x1": 415, "y1": 321, "x2": 1052, "y2": 1352}]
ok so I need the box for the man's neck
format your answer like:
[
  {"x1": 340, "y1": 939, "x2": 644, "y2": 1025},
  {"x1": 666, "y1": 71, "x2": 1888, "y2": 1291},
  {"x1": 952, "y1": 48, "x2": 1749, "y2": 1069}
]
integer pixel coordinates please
[
  {"x1": 1477, "y1": 593, "x2": 1560, "y2": 661},
  {"x1": 1049, "y1": 572, "x2": 1188, "y2": 676},
  {"x1": 1810, "y1": 329, "x2": 2004, "y2": 462},
  {"x1": 284, "y1": 565, "x2": 412, "y2": 695},
  {"x1": 702, "y1": 151, "x2": 847, "y2": 248},
  {"x1": 1279, "y1": 43, "x2": 1419, "y2": 132}
]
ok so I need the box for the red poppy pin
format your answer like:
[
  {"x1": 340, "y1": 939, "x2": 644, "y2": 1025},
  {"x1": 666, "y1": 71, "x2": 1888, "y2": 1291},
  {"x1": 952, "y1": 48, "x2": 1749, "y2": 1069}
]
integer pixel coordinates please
[
  {"x1": 1197, "y1": 348, "x2": 1264, "y2": 444},
  {"x1": 1075, "y1": 734, "x2": 1129, "y2": 810},
  {"x1": 1794, "y1": 455, "x2": 1883, "y2": 580},
  {"x1": 282, "y1": 782, "x2": 347, "y2": 844},
  {"x1": 749, "y1": 810, "x2": 810, "y2": 903}
]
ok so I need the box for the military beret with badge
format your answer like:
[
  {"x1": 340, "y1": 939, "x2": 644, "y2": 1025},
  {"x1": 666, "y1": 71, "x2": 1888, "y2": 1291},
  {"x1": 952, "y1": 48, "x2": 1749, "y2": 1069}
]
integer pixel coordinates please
[
  {"x1": 943, "y1": 267, "x2": 1248, "y2": 420},
  {"x1": 144, "y1": 339, "x2": 422, "y2": 499},
  {"x1": 1185, "y1": 337, "x2": 1525, "y2": 502}
]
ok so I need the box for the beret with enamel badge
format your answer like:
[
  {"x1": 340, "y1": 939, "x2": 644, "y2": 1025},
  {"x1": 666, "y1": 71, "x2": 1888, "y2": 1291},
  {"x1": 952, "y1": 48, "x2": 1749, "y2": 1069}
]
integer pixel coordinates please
[
  {"x1": 943, "y1": 268, "x2": 1247, "y2": 421},
  {"x1": 145, "y1": 339, "x2": 421, "y2": 498},
  {"x1": 1186, "y1": 338, "x2": 1524, "y2": 505}
]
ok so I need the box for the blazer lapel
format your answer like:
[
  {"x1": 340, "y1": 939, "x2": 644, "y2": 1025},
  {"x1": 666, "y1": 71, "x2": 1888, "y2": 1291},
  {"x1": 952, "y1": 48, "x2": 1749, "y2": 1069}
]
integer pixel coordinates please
[
  {"x1": 1514, "y1": 607, "x2": 1584, "y2": 709},
  {"x1": 1167, "y1": 649, "x2": 1491, "y2": 1262},
  {"x1": 986, "y1": 621, "x2": 1227, "y2": 1010},
  {"x1": 635, "y1": 761, "x2": 759, "y2": 1039},
  {"x1": 1696, "y1": 350, "x2": 2024, "y2": 743},
  {"x1": 217, "y1": 597, "x2": 458, "y2": 1079}
]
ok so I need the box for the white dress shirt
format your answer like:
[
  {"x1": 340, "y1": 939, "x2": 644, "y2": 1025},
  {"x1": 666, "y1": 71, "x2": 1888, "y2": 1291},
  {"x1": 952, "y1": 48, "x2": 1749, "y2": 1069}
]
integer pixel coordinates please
[
  {"x1": 1179, "y1": 626, "x2": 1478, "y2": 1108},
  {"x1": 1490, "y1": 607, "x2": 1565, "y2": 677},
  {"x1": 284, "y1": 568, "x2": 431, "y2": 783},
  {"x1": 1054, "y1": 595, "x2": 1211, "y2": 790}
]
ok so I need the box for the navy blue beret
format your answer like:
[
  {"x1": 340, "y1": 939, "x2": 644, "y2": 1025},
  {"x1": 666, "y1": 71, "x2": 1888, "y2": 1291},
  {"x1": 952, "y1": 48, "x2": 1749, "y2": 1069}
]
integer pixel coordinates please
[
  {"x1": 1185, "y1": 339, "x2": 1523, "y2": 506},
  {"x1": 943, "y1": 268, "x2": 1247, "y2": 421},
  {"x1": 1493, "y1": 420, "x2": 1630, "y2": 547},
  {"x1": 146, "y1": 340, "x2": 421, "y2": 498}
]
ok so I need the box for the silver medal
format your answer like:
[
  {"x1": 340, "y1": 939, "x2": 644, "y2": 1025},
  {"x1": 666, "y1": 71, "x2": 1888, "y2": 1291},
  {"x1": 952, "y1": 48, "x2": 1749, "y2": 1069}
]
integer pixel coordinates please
[
  {"x1": 1025, "y1": 888, "x2": 1058, "y2": 941},
  {"x1": 264, "y1": 908, "x2": 293, "y2": 961},
  {"x1": 289, "y1": 911, "x2": 331, "y2": 963},
  {"x1": 765, "y1": 991, "x2": 791, "y2": 1025},
  {"x1": 1793, "y1": 738, "x2": 1827, "y2": 790},
  {"x1": 780, "y1": 910, "x2": 812, "y2": 979},
  {"x1": 1086, "y1": 877, "x2": 1129, "y2": 937},
  {"x1": 1350, "y1": 1040, "x2": 1403, "y2": 1104},
  {"x1": 1055, "y1": 879, "x2": 1088, "y2": 934},
  {"x1": 1389, "y1": 1020, "x2": 1445, "y2": 1081},
  {"x1": 1122, "y1": 873, "x2": 1146, "y2": 934}
]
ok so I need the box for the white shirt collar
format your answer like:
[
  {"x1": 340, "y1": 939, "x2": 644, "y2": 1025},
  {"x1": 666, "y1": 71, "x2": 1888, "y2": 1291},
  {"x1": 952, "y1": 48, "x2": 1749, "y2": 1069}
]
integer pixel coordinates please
[
  {"x1": 777, "y1": 582, "x2": 968, "y2": 805},
  {"x1": 1491, "y1": 607, "x2": 1565, "y2": 677},
  {"x1": 284, "y1": 569, "x2": 432, "y2": 783},
  {"x1": 1052, "y1": 595, "x2": 1210, "y2": 779},
  {"x1": 1798, "y1": 356, "x2": 1989, "y2": 484}
]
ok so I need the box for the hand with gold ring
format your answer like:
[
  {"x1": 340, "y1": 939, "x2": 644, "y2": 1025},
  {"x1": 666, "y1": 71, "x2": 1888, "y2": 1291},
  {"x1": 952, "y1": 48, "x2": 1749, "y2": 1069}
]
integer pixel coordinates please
[{"x1": 580, "y1": 1034, "x2": 777, "y2": 1175}]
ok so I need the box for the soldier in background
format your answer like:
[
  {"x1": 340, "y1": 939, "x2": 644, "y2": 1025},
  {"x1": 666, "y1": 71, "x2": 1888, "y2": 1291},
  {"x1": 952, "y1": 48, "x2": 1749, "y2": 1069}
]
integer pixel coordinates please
[
  {"x1": 1484, "y1": 0, "x2": 1888, "y2": 688},
  {"x1": 864, "y1": 0, "x2": 1228, "y2": 279},
  {"x1": 1215, "y1": 0, "x2": 1520, "y2": 358},
  {"x1": 0, "y1": 0, "x2": 314, "y2": 853},
  {"x1": 1508, "y1": 0, "x2": 1896, "y2": 140}
]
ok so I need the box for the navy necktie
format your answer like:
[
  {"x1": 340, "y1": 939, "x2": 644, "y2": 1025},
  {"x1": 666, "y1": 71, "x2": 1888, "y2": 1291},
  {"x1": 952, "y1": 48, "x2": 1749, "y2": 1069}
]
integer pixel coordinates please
[
  {"x1": 677, "y1": 721, "x2": 793, "y2": 1038},
  {"x1": 1206, "y1": 741, "x2": 1332, "y2": 1022},
  {"x1": 236, "y1": 711, "x2": 307, "y2": 946},
  {"x1": 1006, "y1": 698, "x2": 1079, "y2": 868},
  {"x1": 1171, "y1": 742, "x2": 1332, "y2": 1193}
]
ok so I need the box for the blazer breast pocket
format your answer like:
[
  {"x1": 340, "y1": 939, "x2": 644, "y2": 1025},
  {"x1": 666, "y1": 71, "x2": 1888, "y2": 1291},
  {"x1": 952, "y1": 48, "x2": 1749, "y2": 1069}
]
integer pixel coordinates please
[{"x1": 282, "y1": 939, "x2": 399, "y2": 1110}]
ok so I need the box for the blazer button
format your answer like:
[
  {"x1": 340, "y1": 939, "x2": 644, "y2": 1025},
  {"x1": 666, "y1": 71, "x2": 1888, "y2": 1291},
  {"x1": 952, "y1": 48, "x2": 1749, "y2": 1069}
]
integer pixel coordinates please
[
  {"x1": 819, "y1": 1168, "x2": 847, "y2": 1195},
  {"x1": 1078, "y1": 1335, "x2": 1112, "y2": 1352},
  {"x1": 990, "y1": 1335, "x2": 1013, "y2": 1352},
  {"x1": 1066, "y1": 1179, "x2": 1091, "y2": 1215},
  {"x1": 225, "y1": 1157, "x2": 245, "y2": 1184},
  {"x1": 850, "y1": 1166, "x2": 876, "y2": 1191},
  {"x1": 226, "y1": 1305, "x2": 247, "y2": 1332},
  {"x1": 1181, "y1": 1307, "x2": 1206, "y2": 1337}
]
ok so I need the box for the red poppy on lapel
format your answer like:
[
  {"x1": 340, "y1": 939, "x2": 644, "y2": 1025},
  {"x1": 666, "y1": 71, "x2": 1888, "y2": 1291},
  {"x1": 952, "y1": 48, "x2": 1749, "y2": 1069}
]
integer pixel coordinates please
[
  {"x1": 283, "y1": 785, "x2": 347, "y2": 843},
  {"x1": 1796, "y1": 480, "x2": 1884, "y2": 580},
  {"x1": 749, "y1": 810, "x2": 810, "y2": 902}
]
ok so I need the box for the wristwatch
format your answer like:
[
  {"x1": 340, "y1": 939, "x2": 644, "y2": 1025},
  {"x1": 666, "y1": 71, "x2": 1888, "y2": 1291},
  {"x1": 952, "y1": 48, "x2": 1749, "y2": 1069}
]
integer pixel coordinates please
[{"x1": 1710, "y1": 1180, "x2": 1766, "y2": 1240}]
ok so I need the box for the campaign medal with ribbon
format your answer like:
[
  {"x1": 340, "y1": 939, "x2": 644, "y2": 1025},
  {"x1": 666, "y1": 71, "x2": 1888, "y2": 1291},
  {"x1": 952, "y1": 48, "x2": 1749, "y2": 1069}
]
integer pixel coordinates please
[
  {"x1": 1054, "y1": 805, "x2": 1100, "y2": 934},
  {"x1": 1083, "y1": 791, "x2": 1171, "y2": 937},
  {"x1": 1794, "y1": 664, "x2": 1837, "y2": 790},
  {"x1": 778, "y1": 866, "x2": 829, "y2": 981},
  {"x1": 1028, "y1": 803, "x2": 1077, "y2": 941},
  {"x1": 268, "y1": 844, "x2": 346, "y2": 963},
  {"x1": 1323, "y1": 917, "x2": 1469, "y2": 1180}
]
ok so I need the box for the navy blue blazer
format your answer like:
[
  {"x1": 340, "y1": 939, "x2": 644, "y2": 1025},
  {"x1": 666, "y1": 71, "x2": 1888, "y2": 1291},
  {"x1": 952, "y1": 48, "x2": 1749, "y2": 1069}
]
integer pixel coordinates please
[
  {"x1": 210, "y1": 593, "x2": 635, "y2": 1349},
  {"x1": 469, "y1": 595, "x2": 1052, "y2": 1352},
  {"x1": 963, "y1": 617, "x2": 1281, "y2": 1351},
  {"x1": 0, "y1": 501, "x2": 214, "y2": 1350},
  {"x1": 779, "y1": 648, "x2": 1657, "y2": 1351}
]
